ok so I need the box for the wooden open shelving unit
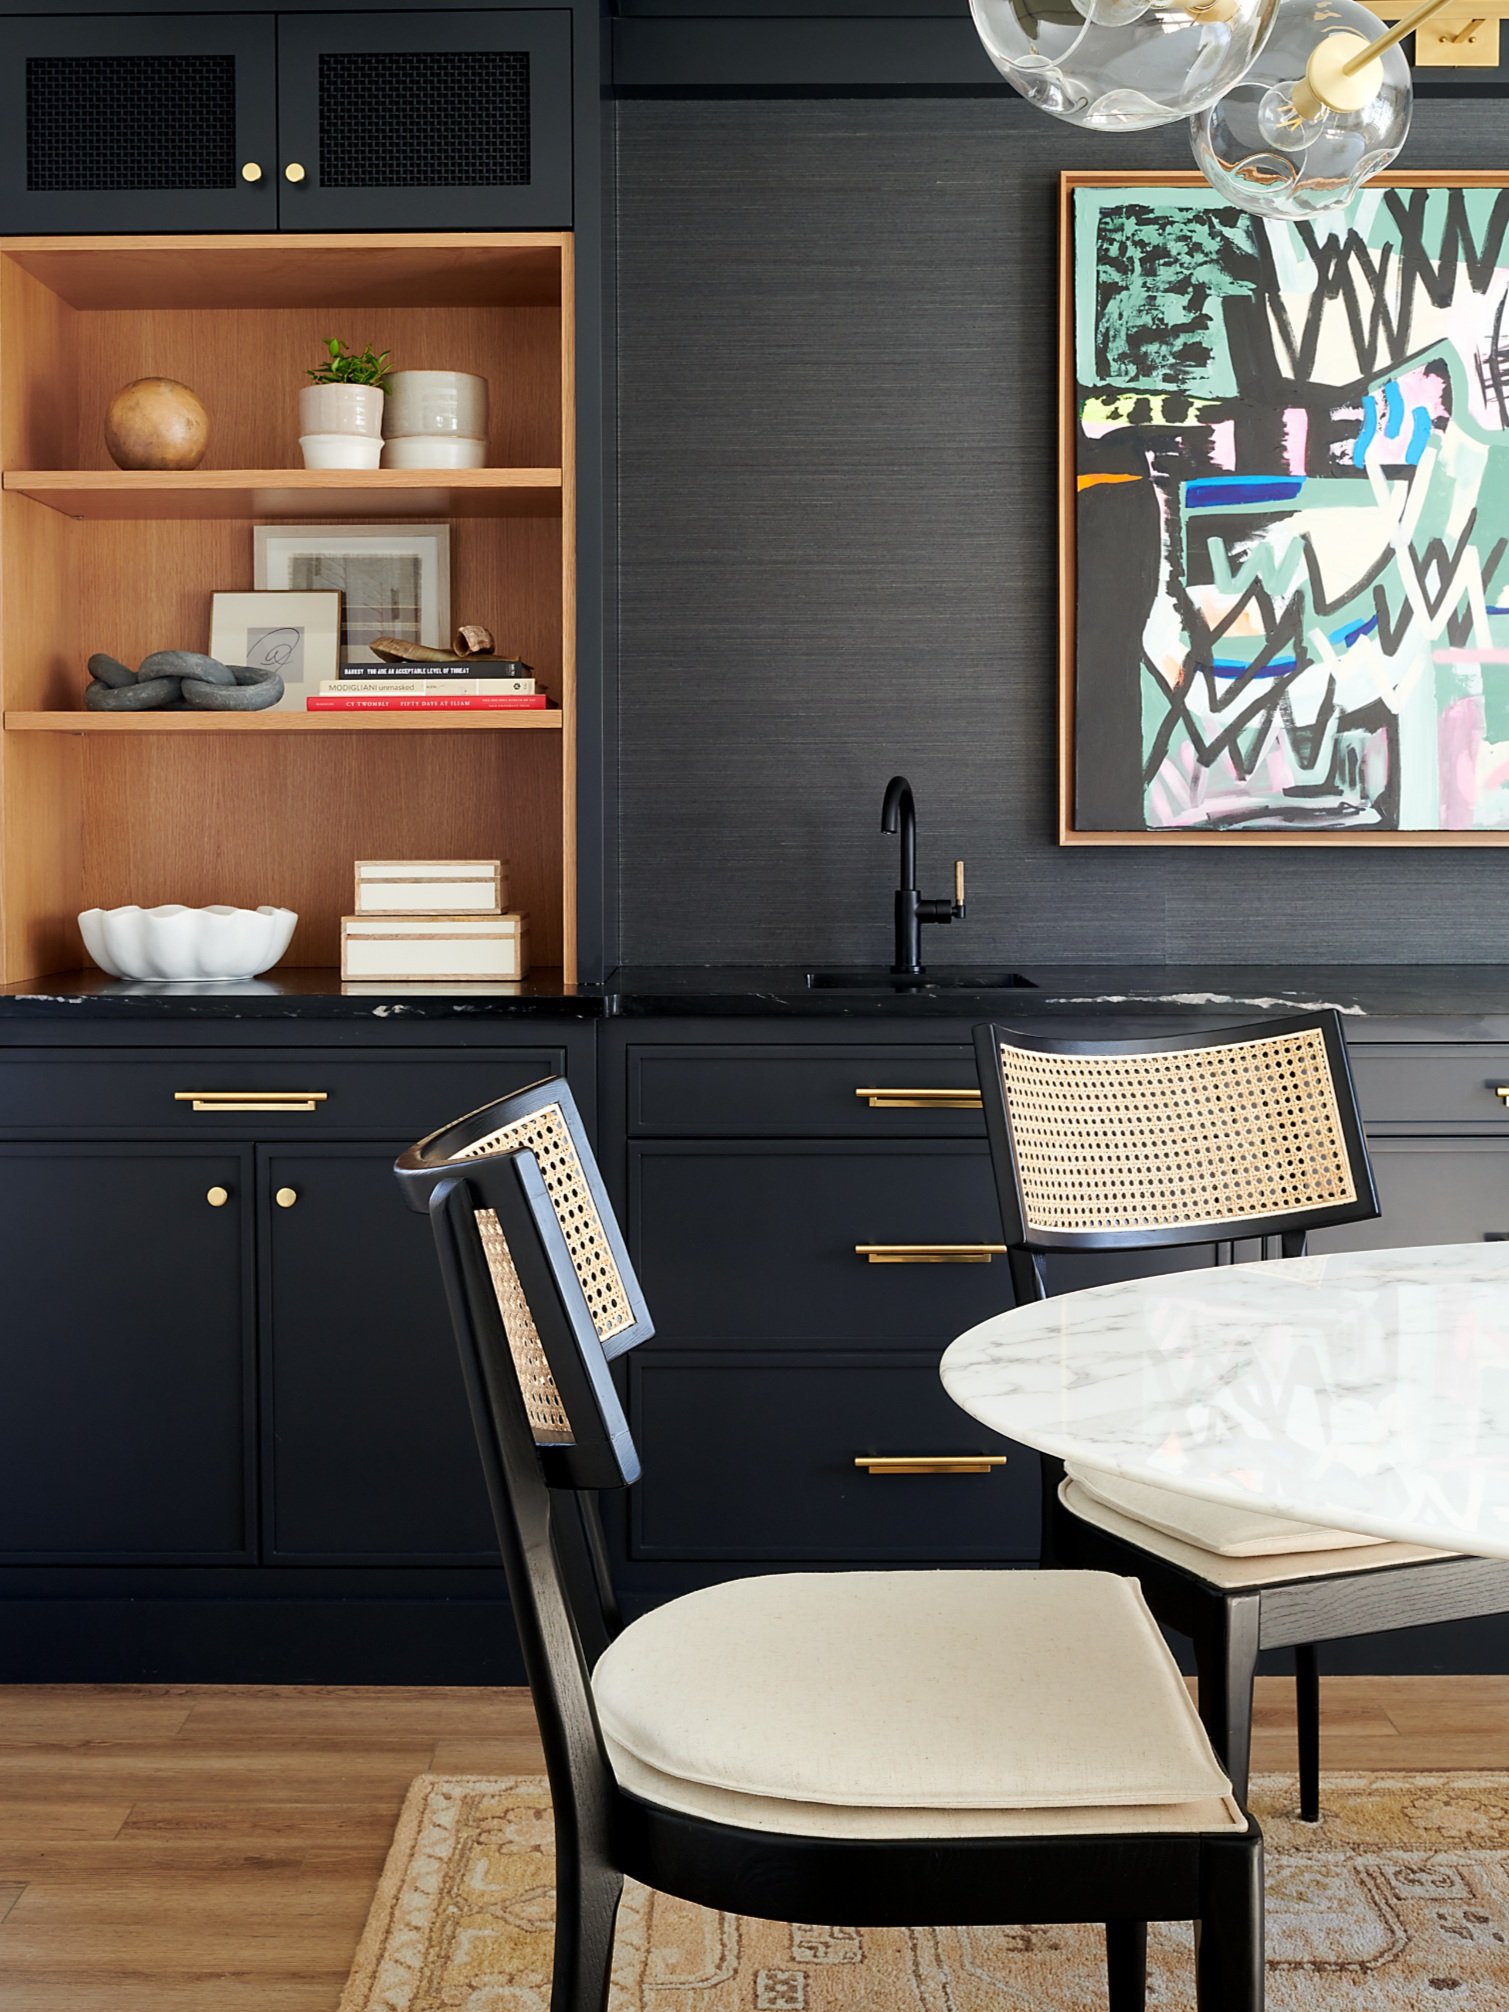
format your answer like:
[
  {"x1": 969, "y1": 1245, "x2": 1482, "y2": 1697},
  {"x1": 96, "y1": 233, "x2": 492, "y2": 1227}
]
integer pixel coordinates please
[{"x1": 0, "y1": 232, "x2": 577, "y2": 985}]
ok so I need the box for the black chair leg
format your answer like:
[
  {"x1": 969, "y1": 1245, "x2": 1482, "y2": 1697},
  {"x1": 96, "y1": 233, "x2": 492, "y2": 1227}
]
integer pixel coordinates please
[
  {"x1": 1194, "y1": 1594, "x2": 1261, "y2": 1805},
  {"x1": 1195, "y1": 1830, "x2": 1265, "y2": 2011},
  {"x1": 1106, "y1": 1919, "x2": 1148, "y2": 2010},
  {"x1": 552, "y1": 1858, "x2": 623, "y2": 2012},
  {"x1": 1295, "y1": 1642, "x2": 1321, "y2": 1823}
]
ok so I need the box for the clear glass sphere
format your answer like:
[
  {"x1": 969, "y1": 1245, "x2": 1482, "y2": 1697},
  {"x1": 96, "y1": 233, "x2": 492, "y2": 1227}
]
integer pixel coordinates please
[
  {"x1": 969, "y1": 0, "x2": 1279, "y2": 132},
  {"x1": 1190, "y1": 0, "x2": 1410, "y2": 217}
]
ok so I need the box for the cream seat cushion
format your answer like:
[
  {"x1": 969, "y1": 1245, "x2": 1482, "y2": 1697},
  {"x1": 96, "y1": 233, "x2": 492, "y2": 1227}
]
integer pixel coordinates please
[
  {"x1": 1065, "y1": 1460, "x2": 1389, "y2": 1558},
  {"x1": 1061, "y1": 1480, "x2": 1451, "y2": 1590},
  {"x1": 593, "y1": 1569, "x2": 1242, "y2": 1833}
]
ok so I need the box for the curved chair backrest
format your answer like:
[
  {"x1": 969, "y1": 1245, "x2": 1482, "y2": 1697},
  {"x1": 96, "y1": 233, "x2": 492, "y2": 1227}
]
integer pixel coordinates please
[
  {"x1": 395, "y1": 1077, "x2": 654, "y2": 1858},
  {"x1": 973, "y1": 1011, "x2": 1379, "y2": 1285}
]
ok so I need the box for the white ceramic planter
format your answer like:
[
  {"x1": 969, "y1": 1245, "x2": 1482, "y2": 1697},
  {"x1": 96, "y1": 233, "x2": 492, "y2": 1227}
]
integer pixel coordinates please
[
  {"x1": 296, "y1": 383, "x2": 385, "y2": 469},
  {"x1": 384, "y1": 371, "x2": 489, "y2": 440},
  {"x1": 78, "y1": 904, "x2": 298, "y2": 981}
]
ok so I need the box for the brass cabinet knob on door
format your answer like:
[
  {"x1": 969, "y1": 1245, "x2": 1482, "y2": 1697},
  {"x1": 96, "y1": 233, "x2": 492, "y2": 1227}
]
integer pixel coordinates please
[
  {"x1": 241, "y1": 162, "x2": 263, "y2": 183},
  {"x1": 206, "y1": 1186, "x2": 230, "y2": 1208},
  {"x1": 284, "y1": 162, "x2": 306, "y2": 183},
  {"x1": 275, "y1": 1187, "x2": 299, "y2": 1209}
]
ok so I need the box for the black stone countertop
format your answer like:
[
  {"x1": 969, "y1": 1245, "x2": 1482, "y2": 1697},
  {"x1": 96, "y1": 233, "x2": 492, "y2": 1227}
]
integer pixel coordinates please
[
  {"x1": 6, "y1": 962, "x2": 1509, "y2": 1038},
  {"x1": 0, "y1": 966, "x2": 604, "y2": 1019}
]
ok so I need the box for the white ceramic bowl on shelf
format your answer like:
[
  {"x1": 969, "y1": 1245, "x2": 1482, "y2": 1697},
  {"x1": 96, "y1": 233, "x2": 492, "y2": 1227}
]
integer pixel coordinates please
[
  {"x1": 78, "y1": 904, "x2": 298, "y2": 981},
  {"x1": 381, "y1": 435, "x2": 487, "y2": 470}
]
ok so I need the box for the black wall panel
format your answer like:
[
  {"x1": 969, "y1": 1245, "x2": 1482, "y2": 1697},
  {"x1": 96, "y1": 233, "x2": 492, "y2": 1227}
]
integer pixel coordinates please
[{"x1": 613, "y1": 97, "x2": 1509, "y2": 968}]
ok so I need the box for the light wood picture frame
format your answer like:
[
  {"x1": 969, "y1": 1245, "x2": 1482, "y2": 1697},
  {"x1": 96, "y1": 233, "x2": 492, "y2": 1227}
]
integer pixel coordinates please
[
  {"x1": 208, "y1": 589, "x2": 342, "y2": 710},
  {"x1": 1060, "y1": 171, "x2": 1509, "y2": 847}
]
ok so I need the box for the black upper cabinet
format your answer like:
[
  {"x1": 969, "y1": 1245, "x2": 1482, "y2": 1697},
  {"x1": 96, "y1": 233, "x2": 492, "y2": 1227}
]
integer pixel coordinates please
[
  {"x1": 0, "y1": 15, "x2": 279, "y2": 234},
  {"x1": 278, "y1": 12, "x2": 573, "y2": 232},
  {"x1": 0, "y1": 9, "x2": 573, "y2": 236}
]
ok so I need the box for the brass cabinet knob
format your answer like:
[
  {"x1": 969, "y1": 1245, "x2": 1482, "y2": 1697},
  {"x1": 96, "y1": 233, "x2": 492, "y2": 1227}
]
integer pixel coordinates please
[
  {"x1": 241, "y1": 162, "x2": 263, "y2": 183},
  {"x1": 206, "y1": 1185, "x2": 230, "y2": 1208},
  {"x1": 275, "y1": 1186, "x2": 299, "y2": 1209},
  {"x1": 284, "y1": 162, "x2": 306, "y2": 184}
]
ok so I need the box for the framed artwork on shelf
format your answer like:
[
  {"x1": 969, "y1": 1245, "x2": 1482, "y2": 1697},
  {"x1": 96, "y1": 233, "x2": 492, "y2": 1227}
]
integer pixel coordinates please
[
  {"x1": 209, "y1": 590, "x2": 342, "y2": 710},
  {"x1": 253, "y1": 524, "x2": 451, "y2": 667},
  {"x1": 1061, "y1": 172, "x2": 1509, "y2": 846}
]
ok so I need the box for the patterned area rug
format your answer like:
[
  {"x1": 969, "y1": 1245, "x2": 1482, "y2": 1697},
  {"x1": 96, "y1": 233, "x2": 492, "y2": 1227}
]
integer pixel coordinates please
[{"x1": 340, "y1": 1773, "x2": 1509, "y2": 2010}]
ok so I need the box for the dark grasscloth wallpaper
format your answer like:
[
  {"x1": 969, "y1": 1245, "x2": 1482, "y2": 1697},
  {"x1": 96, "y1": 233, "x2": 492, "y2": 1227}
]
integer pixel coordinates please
[{"x1": 611, "y1": 97, "x2": 1509, "y2": 968}]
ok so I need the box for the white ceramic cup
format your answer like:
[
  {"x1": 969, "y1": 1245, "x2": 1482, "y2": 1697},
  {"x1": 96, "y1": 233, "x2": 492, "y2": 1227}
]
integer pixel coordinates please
[
  {"x1": 300, "y1": 433, "x2": 383, "y2": 470},
  {"x1": 381, "y1": 435, "x2": 487, "y2": 470},
  {"x1": 383, "y1": 371, "x2": 489, "y2": 440}
]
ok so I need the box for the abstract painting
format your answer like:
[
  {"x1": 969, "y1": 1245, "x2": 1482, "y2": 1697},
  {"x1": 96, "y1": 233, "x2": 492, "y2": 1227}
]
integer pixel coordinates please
[{"x1": 1064, "y1": 175, "x2": 1509, "y2": 842}]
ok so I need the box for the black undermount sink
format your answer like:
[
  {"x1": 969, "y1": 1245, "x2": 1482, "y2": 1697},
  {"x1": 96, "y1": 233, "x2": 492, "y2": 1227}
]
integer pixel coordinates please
[{"x1": 805, "y1": 969, "x2": 1037, "y2": 991}]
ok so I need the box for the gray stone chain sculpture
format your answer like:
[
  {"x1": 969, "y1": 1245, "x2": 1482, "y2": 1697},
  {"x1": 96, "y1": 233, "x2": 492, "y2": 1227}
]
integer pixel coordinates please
[{"x1": 86, "y1": 651, "x2": 285, "y2": 712}]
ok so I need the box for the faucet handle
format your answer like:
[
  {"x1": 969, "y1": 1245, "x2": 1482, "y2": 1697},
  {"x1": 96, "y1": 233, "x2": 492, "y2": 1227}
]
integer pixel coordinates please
[{"x1": 953, "y1": 859, "x2": 966, "y2": 919}]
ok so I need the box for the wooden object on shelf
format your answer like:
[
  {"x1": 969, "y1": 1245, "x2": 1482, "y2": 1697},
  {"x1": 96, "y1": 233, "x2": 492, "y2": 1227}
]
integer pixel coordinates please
[
  {"x1": 354, "y1": 859, "x2": 506, "y2": 916},
  {"x1": 0, "y1": 233, "x2": 577, "y2": 985},
  {"x1": 341, "y1": 912, "x2": 530, "y2": 983}
]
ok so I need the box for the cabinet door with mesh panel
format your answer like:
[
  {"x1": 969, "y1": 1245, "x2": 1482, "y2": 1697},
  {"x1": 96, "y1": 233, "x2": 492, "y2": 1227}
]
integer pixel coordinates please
[
  {"x1": 0, "y1": 15, "x2": 278, "y2": 233},
  {"x1": 276, "y1": 11, "x2": 573, "y2": 231}
]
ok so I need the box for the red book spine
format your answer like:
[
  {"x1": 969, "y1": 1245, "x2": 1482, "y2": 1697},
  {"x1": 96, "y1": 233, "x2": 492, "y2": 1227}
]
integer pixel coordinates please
[{"x1": 306, "y1": 694, "x2": 550, "y2": 712}]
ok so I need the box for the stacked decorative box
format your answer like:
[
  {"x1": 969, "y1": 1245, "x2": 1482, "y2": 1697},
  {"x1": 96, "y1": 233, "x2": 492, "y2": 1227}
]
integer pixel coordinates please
[{"x1": 340, "y1": 860, "x2": 530, "y2": 982}]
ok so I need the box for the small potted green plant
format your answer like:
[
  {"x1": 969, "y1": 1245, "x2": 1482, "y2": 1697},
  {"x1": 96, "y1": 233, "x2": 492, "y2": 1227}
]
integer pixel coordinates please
[{"x1": 298, "y1": 339, "x2": 392, "y2": 470}]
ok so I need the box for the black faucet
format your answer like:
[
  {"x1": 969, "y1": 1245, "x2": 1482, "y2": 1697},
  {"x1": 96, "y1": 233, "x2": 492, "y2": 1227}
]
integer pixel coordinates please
[{"x1": 880, "y1": 775, "x2": 965, "y2": 977}]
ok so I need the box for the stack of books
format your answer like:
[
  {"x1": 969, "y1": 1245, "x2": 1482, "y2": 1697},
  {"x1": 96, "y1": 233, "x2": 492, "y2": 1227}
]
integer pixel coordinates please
[
  {"x1": 307, "y1": 661, "x2": 548, "y2": 713},
  {"x1": 340, "y1": 859, "x2": 530, "y2": 982}
]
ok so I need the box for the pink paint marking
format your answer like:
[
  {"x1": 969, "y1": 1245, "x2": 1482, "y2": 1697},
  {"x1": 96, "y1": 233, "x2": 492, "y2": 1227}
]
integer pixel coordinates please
[
  {"x1": 1439, "y1": 695, "x2": 1486, "y2": 829},
  {"x1": 1281, "y1": 408, "x2": 1308, "y2": 478},
  {"x1": 1207, "y1": 420, "x2": 1237, "y2": 472},
  {"x1": 1436, "y1": 649, "x2": 1509, "y2": 664},
  {"x1": 1397, "y1": 366, "x2": 1447, "y2": 419}
]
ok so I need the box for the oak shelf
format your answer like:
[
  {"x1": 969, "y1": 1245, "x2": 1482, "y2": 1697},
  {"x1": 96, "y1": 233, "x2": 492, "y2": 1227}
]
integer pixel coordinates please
[
  {"x1": 4, "y1": 467, "x2": 564, "y2": 521},
  {"x1": 0, "y1": 230, "x2": 578, "y2": 984},
  {"x1": 5, "y1": 709, "x2": 564, "y2": 733}
]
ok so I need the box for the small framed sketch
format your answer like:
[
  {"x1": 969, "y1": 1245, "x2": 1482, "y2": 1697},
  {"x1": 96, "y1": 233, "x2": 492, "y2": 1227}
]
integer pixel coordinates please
[
  {"x1": 253, "y1": 523, "x2": 451, "y2": 667},
  {"x1": 209, "y1": 590, "x2": 342, "y2": 710}
]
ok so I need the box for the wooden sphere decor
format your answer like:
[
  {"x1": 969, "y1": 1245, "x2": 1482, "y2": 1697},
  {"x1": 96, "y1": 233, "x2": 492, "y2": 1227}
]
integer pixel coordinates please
[{"x1": 103, "y1": 378, "x2": 210, "y2": 470}]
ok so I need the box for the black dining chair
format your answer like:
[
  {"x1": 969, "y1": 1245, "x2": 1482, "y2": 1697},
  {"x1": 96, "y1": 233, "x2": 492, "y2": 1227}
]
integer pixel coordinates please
[
  {"x1": 396, "y1": 1076, "x2": 1263, "y2": 2012},
  {"x1": 974, "y1": 1008, "x2": 1509, "y2": 1823}
]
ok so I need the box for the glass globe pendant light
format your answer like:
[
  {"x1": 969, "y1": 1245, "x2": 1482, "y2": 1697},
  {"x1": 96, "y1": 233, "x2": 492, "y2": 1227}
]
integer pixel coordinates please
[
  {"x1": 1191, "y1": 0, "x2": 1451, "y2": 217},
  {"x1": 969, "y1": 0, "x2": 1280, "y2": 131}
]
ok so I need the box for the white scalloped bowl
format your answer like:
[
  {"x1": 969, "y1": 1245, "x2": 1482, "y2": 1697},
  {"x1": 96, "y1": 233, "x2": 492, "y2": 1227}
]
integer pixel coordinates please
[{"x1": 78, "y1": 904, "x2": 297, "y2": 981}]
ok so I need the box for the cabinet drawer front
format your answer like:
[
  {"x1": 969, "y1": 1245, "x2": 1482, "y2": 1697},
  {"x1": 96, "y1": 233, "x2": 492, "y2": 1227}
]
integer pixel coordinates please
[
  {"x1": 1349, "y1": 1046, "x2": 1509, "y2": 1128},
  {"x1": 1311, "y1": 1137, "x2": 1509, "y2": 1253},
  {"x1": 0, "y1": 1049, "x2": 565, "y2": 1136},
  {"x1": 628, "y1": 1043, "x2": 985, "y2": 1137},
  {"x1": 628, "y1": 1354, "x2": 1035, "y2": 1562},
  {"x1": 631, "y1": 1141, "x2": 1010, "y2": 1343}
]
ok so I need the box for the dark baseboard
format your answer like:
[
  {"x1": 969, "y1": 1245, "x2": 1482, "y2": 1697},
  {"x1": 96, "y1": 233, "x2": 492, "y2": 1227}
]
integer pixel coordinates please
[{"x1": 0, "y1": 1597, "x2": 525, "y2": 1685}]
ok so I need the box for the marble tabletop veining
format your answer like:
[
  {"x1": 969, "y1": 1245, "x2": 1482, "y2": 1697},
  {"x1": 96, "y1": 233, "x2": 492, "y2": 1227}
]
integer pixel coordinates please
[{"x1": 940, "y1": 1243, "x2": 1509, "y2": 1561}]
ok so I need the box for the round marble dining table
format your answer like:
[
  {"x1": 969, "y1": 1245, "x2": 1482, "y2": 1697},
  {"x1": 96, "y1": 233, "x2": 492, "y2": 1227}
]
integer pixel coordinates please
[{"x1": 940, "y1": 1242, "x2": 1509, "y2": 1562}]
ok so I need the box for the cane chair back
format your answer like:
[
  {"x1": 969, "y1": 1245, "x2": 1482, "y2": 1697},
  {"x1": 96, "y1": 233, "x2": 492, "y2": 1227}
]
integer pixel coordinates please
[{"x1": 973, "y1": 1010, "x2": 1378, "y2": 1257}]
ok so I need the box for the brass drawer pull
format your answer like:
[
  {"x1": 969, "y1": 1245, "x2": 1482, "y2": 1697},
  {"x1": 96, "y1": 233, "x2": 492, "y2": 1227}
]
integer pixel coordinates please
[
  {"x1": 855, "y1": 1454, "x2": 1007, "y2": 1476},
  {"x1": 1494, "y1": 1087, "x2": 1509, "y2": 1104},
  {"x1": 855, "y1": 1086, "x2": 982, "y2": 1110},
  {"x1": 855, "y1": 1242, "x2": 1006, "y2": 1264},
  {"x1": 175, "y1": 1091, "x2": 329, "y2": 1114}
]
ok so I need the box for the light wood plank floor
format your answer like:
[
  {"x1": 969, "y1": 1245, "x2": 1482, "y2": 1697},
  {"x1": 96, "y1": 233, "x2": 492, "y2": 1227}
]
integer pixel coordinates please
[{"x1": 0, "y1": 1678, "x2": 1506, "y2": 2011}]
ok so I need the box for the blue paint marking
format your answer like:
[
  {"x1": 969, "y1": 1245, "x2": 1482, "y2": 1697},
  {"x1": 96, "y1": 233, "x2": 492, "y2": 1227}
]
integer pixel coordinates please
[
  {"x1": 1353, "y1": 394, "x2": 1379, "y2": 467},
  {"x1": 1185, "y1": 477, "x2": 1305, "y2": 509},
  {"x1": 1405, "y1": 406, "x2": 1432, "y2": 464},
  {"x1": 1203, "y1": 616, "x2": 1378, "y2": 678},
  {"x1": 1383, "y1": 379, "x2": 1404, "y2": 436}
]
